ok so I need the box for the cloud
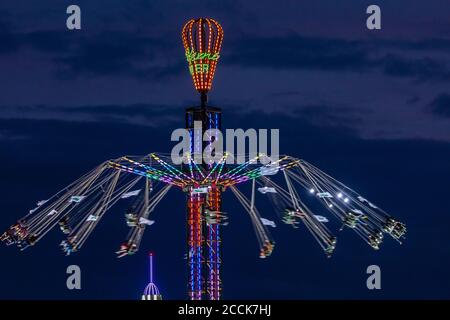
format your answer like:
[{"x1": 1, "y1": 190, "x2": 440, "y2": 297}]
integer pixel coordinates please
[
  {"x1": 0, "y1": 102, "x2": 364, "y2": 138},
  {"x1": 0, "y1": 19, "x2": 19, "y2": 54},
  {"x1": 225, "y1": 34, "x2": 372, "y2": 72},
  {"x1": 290, "y1": 105, "x2": 365, "y2": 127},
  {"x1": 381, "y1": 54, "x2": 450, "y2": 81},
  {"x1": 406, "y1": 96, "x2": 421, "y2": 105},
  {"x1": 224, "y1": 33, "x2": 450, "y2": 82},
  {"x1": 22, "y1": 30, "x2": 74, "y2": 53},
  {"x1": 51, "y1": 32, "x2": 182, "y2": 79},
  {"x1": 0, "y1": 130, "x2": 27, "y2": 141},
  {"x1": 0, "y1": 104, "x2": 181, "y2": 127},
  {"x1": 3, "y1": 21, "x2": 450, "y2": 82},
  {"x1": 270, "y1": 91, "x2": 302, "y2": 98},
  {"x1": 428, "y1": 94, "x2": 450, "y2": 118},
  {"x1": 389, "y1": 38, "x2": 450, "y2": 53},
  {"x1": 0, "y1": 27, "x2": 184, "y2": 80}
]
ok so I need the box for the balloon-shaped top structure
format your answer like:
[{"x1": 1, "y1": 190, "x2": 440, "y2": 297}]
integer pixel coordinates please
[{"x1": 182, "y1": 18, "x2": 223, "y2": 103}]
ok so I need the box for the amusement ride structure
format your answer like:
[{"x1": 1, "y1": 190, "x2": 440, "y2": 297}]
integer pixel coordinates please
[{"x1": 1, "y1": 18, "x2": 406, "y2": 300}]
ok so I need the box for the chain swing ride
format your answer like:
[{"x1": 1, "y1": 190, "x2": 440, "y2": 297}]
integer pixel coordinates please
[{"x1": 1, "y1": 18, "x2": 406, "y2": 300}]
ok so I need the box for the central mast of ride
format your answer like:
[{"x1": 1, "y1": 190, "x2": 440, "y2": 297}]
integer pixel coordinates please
[{"x1": 182, "y1": 18, "x2": 224, "y2": 300}]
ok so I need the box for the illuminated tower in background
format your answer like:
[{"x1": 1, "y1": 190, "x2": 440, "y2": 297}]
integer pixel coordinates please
[
  {"x1": 182, "y1": 18, "x2": 224, "y2": 300},
  {"x1": 142, "y1": 252, "x2": 162, "y2": 300}
]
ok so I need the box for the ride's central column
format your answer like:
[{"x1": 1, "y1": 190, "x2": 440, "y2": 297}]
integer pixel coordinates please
[
  {"x1": 206, "y1": 185, "x2": 222, "y2": 300},
  {"x1": 182, "y1": 17, "x2": 224, "y2": 300},
  {"x1": 185, "y1": 106, "x2": 222, "y2": 300}
]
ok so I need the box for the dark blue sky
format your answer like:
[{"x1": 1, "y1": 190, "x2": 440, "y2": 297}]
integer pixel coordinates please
[{"x1": 0, "y1": 1, "x2": 449, "y2": 299}]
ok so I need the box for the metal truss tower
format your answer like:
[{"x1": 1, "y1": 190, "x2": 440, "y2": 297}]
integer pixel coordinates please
[
  {"x1": 182, "y1": 18, "x2": 224, "y2": 300},
  {"x1": 185, "y1": 106, "x2": 222, "y2": 300}
]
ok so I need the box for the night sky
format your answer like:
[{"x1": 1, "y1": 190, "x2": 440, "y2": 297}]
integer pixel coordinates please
[{"x1": 0, "y1": 1, "x2": 449, "y2": 299}]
